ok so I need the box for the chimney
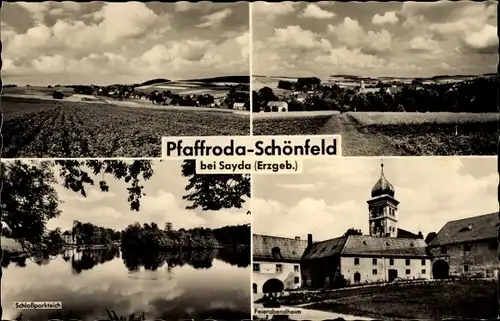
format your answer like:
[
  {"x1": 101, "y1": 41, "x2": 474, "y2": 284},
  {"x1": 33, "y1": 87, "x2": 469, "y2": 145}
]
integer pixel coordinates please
[
  {"x1": 307, "y1": 234, "x2": 313, "y2": 247},
  {"x1": 295, "y1": 236, "x2": 300, "y2": 241},
  {"x1": 418, "y1": 231, "x2": 423, "y2": 239}
]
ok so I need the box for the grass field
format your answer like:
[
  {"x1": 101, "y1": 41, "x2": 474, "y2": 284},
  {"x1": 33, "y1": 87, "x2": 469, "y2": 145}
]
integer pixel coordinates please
[
  {"x1": 135, "y1": 80, "x2": 233, "y2": 96},
  {"x1": 303, "y1": 280, "x2": 497, "y2": 320},
  {"x1": 2, "y1": 96, "x2": 250, "y2": 158},
  {"x1": 252, "y1": 112, "x2": 497, "y2": 156},
  {"x1": 349, "y1": 111, "x2": 498, "y2": 125},
  {"x1": 252, "y1": 116, "x2": 332, "y2": 136}
]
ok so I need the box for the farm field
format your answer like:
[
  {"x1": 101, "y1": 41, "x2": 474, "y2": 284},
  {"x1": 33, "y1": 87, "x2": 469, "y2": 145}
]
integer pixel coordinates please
[
  {"x1": 2, "y1": 96, "x2": 250, "y2": 158},
  {"x1": 2, "y1": 85, "x2": 74, "y2": 97},
  {"x1": 253, "y1": 112, "x2": 497, "y2": 156},
  {"x1": 135, "y1": 79, "x2": 238, "y2": 96},
  {"x1": 303, "y1": 280, "x2": 497, "y2": 320}
]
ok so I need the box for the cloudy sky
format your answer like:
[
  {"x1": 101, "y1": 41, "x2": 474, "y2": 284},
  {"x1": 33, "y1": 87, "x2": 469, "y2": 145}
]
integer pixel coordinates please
[
  {"x1": 252, "y1": 1, "x2": 498, "y2": 77},
  {"x1": 27, "y1": 160, "x2": 251, "y2": 232},
  {"x1": 1, "y1": 2, "x2": 249, "y2": 85},
  {"x1": 253, "y1": 157, "x2": 497, "y2": 242}
]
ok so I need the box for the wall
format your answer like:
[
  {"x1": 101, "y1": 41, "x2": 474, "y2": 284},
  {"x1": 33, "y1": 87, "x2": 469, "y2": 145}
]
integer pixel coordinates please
[
  {"x1": 340, "y1": 256, "x2": 431, "y2": 284},
  {"x1": 252, "y1": 260, "x2": 301, "y2": 299},
  {"x1": 428, "y1": 240, "x2": 498, "y2": 278},
  {"x1": 301, "y1": 256, "x2": 341, "y2": 289}
]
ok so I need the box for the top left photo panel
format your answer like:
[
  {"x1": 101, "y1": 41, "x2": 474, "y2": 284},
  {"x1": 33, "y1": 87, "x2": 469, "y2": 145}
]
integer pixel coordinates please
[{"x1": 1, "y1": 1, "x2": 251, "y2": 159}]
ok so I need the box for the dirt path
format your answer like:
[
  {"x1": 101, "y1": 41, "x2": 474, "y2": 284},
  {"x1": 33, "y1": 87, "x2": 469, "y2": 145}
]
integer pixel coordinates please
[{"x1": 318, "y1": 114, "x2": 400, "y2": 156}]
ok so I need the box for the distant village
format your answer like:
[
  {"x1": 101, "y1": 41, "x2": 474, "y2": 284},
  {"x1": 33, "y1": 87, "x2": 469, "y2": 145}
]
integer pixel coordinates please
[
  {"x1": 253, "y1": 162, "x2": 497, "y2": 297},
  {"x1": 3, "y1": 81, "x2": 251, "y2": 111},
  {"x1": 252, "y1": 74, "x2": 496, "y2": 114}
]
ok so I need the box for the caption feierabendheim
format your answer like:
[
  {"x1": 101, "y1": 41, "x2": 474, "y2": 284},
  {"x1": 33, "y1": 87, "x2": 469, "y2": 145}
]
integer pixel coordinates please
[{"x1": 161, "y1": 135, "x2": 342, "y2": 174}]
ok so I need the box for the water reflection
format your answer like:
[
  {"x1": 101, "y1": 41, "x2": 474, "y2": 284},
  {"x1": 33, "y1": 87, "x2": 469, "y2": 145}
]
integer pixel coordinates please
[{"x1": 1, "y1": 246, "x2": 251, "y2": 321}]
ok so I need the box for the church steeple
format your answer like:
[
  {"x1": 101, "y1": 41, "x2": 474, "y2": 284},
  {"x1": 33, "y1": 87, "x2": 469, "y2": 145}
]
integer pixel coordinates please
[
  {"x1": 367, "y1": 160, "x2": 399, "y2": 238},
  {"x1": 371, "y1": 160, "x2": 395, "y2": 198}
]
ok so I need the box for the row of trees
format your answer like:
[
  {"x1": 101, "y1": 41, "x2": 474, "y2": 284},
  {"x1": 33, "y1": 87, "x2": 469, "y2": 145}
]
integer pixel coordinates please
[
  {"x1": 255, "y1": 76, "x2": 497, "y2": 113},
  {"x1": 121, "y1": 222, "x2": 250, "y2": 251},
  {"x1": 1, "y1": 159, "x2": 251, "y2": 253}
]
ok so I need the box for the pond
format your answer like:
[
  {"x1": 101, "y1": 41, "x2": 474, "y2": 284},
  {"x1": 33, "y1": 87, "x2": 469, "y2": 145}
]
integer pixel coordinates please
[{"x1": 1, "y1": 246, "x2": 251, "y2": 320}]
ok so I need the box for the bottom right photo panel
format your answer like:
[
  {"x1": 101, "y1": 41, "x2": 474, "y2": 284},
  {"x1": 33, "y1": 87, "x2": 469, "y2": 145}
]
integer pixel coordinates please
[{"x1": 252, "y1": 157, "x2": 498, "y2": 320}]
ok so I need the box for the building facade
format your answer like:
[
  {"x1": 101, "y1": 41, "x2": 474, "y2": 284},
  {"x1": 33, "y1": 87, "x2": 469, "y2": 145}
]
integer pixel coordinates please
[
  {"x1": 301, "y1": 162, "x2": 431, "y2": 288},
  {"x1": 427, "y1": 212, "x2": 498, "y2": 279},
  {"x1": 252, "y1": 234, "x2": 308, "y2": 298}
]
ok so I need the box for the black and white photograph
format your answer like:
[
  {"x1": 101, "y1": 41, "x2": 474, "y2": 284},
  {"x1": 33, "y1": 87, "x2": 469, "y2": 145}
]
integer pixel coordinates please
[
  {"x1": 1, "y1": 2, "x2": 250, "y2": 158},
  {"x1": 252, "y1": 157, "x2": 497, "y2": 320},
  {"x1": 251, "y1": 1, "x2": 497, "y2": 156},
  {"x1": 1, "y1": 159, "x2": 251, "y2": 320}
]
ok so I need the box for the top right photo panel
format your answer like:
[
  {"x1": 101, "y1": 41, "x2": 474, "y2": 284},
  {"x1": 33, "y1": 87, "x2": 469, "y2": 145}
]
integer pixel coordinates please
[{"x1": 251, "y1": 1, "x2": 498, "y2": 156}]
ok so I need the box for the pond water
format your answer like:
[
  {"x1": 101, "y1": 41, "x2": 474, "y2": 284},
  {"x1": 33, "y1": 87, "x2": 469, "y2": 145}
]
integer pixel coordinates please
[{"x1": 1, "y1": 247, "x2": 251, "y2": 320}]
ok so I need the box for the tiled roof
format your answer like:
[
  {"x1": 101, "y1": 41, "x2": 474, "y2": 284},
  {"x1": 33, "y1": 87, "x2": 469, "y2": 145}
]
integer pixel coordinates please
[
  {"x1": 301, "y1": 237, "x2": 347, "y2": 260},
  {"x1": 428, "y1": 213, "x2": 498, "y2": 247},
  {"x1": 302, "y1": 235, "x2": 428, "y2": 260},
  {"x1": 253, "y1": 234, "x2": 308, "y2": 261},
  {"x1": 397, "y1": 228, "x2": 421, "y2": 239},
  {"x1": 341, "y1": 235, "x2": 428, "y2": 257}
]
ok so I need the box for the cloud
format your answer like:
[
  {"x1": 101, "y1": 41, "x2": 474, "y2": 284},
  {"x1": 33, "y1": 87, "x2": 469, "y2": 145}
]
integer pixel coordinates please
[
  {"x1": 2, "y1": 2, "x2": 249, "y2": 85},
  {"x1": 300, "y1": 4, "x2": 335, "y2": 19},
  {"x1": 253, "y1": 1, "x2": 496, "y2": 77},
  {"x1": 275, "y1": 183, "x2": 321, "y2": 192},
  {"x1": 252, "y1": 2, "x2": 296, "y2": 17},
  {"x1": 196, "y1": 8, "x2": 232, "y2": 28},
  {"x1": 372, "y1": 11, "x2": 399, "y2": 25},
  {"x1": 253, "y1": 157, "x2": 497, "y2": 241}
]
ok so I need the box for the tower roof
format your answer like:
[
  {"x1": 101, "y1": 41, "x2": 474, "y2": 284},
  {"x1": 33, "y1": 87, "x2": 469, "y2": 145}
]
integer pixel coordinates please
[{"x1": 371, "y1": 160, "x2": 395, "y2": 198}]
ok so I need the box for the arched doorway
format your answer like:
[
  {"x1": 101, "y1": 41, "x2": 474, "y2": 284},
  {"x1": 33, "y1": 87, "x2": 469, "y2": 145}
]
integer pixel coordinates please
[
  {"x1": 262, "y1": 278, "x2": 285, "y2": 294},
  {"x1": 253, "y1": 283, "x2": 257, "y2": 294},
  {"x1": 354, "y1": 272, "x2": 361, "y2": 283},
  {"x1": 432, "y1": 260, "x2": 450, "y2": 279}
]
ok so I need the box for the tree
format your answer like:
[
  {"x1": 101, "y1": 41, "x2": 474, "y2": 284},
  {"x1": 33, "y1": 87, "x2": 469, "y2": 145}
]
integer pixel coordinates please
[
  {"x1": 3, "y1": 159, "x2": 250, "y2": 251},
  {"x1": 181, "y1": 160, "x2": 250, "y2": 210},
  {"x1": 343, "y1": 228, "x2": 363, "y2": 237},
  {"x1": 257, "y1": 87, "x2": 277, "y2": 106},
  {"x1": 425, "y1": 232, "x2": 437, "y2": 244}
]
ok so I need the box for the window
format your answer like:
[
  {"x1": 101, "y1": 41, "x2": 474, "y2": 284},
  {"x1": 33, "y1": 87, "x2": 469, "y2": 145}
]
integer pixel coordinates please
[
  {"x1": 372, "y1": 269, "x2": 377, "y2": 275},
  {"x1": 421, "y1": 259, "x2": 426, "y2": 266},
  {"x1": 354, "y1": 258, "x2": 360, "y2": 265},
  {"x1": 294, "y1": 277, "x2": 300, "y2": 284},
  {"x1": 406, "y1": 269, "x2": 411, "y2": 275},
  {"x1": 464, "y1": 265, "x2": 469, "y2": 272},
  {"x1": 253, "y1": 283, "x2": 257, "y2": 294},
  {"x1": 294, "y1": 265, "x2": 299, "y2": 272},
  {"x1": 389, "y1": 259, "x2": 394, "y2": 265},
  {"x1": 441, "y1": 246, "x2": 447, "y2": 254},
  {"x1": 372, "y1": 258, "x2": 377, "y2": 265},
  {"x1": 464, "y1": 244, "x2": 471, "y2": 252},
  {"x1": 405, "y1": 259, "x2": 410, "y2": 266},
  {"x1": 422, "y1": 269, "x2": 426, "y2": 274},
  {"x1": 253, "y1": 263, "x2": 260, "y2": 272},
  {"x1": 276, "y1": 264, "x2": 283, "y2": 273}
]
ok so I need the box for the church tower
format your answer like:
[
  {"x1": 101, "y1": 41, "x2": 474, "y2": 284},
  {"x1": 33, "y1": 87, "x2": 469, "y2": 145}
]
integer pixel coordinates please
[{"x1": 367, "y1": 161, "x2": 399, "y2": 237}]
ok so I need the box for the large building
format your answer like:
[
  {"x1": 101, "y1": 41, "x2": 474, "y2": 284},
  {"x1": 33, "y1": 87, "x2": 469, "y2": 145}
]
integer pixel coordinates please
[
  {"x1": 301, "y1": 163, "x2": 430, "y2": 287},
  {"x1": 253, "y1": 162, "x2": 431, "y2": 292},
  {"x1": 427, "y1": 212, "x2": 498, "y2": 279},
  {"x1": 252, "y1": 234, "x2": 308, "y2": 298}
]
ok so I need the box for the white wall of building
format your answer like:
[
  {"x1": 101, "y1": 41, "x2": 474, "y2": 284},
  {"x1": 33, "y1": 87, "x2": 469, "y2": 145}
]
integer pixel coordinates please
[
  {"x1": 340, "y1": 256, "x2": 432, "y2": 284},
  {"x1": 252, "y1": 260, "x2": 302, "y2": 299}
]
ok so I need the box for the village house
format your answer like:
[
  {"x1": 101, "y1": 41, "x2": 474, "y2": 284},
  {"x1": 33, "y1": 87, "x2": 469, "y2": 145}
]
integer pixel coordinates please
[
  {"x1": 252, "y1": 234, "x2": 308, "y2": 298},
  {"x1": 266, "y1": 101, "x2": 288, "y2": 112},
  {"x1": 427, "y1": 212, "x2": 498, "y2": 279},
  {"x1": 62, "y1": 231, "x2": 73, "y2": 244},
  {"x1": 233, "y1": 102, "x2": 246, "y2": 110}
]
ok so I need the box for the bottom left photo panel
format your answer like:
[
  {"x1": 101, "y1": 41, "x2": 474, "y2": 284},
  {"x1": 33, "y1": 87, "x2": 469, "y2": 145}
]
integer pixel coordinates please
[{"x1": 1, "y1": 159, "x2": 252, "y2": 321}]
